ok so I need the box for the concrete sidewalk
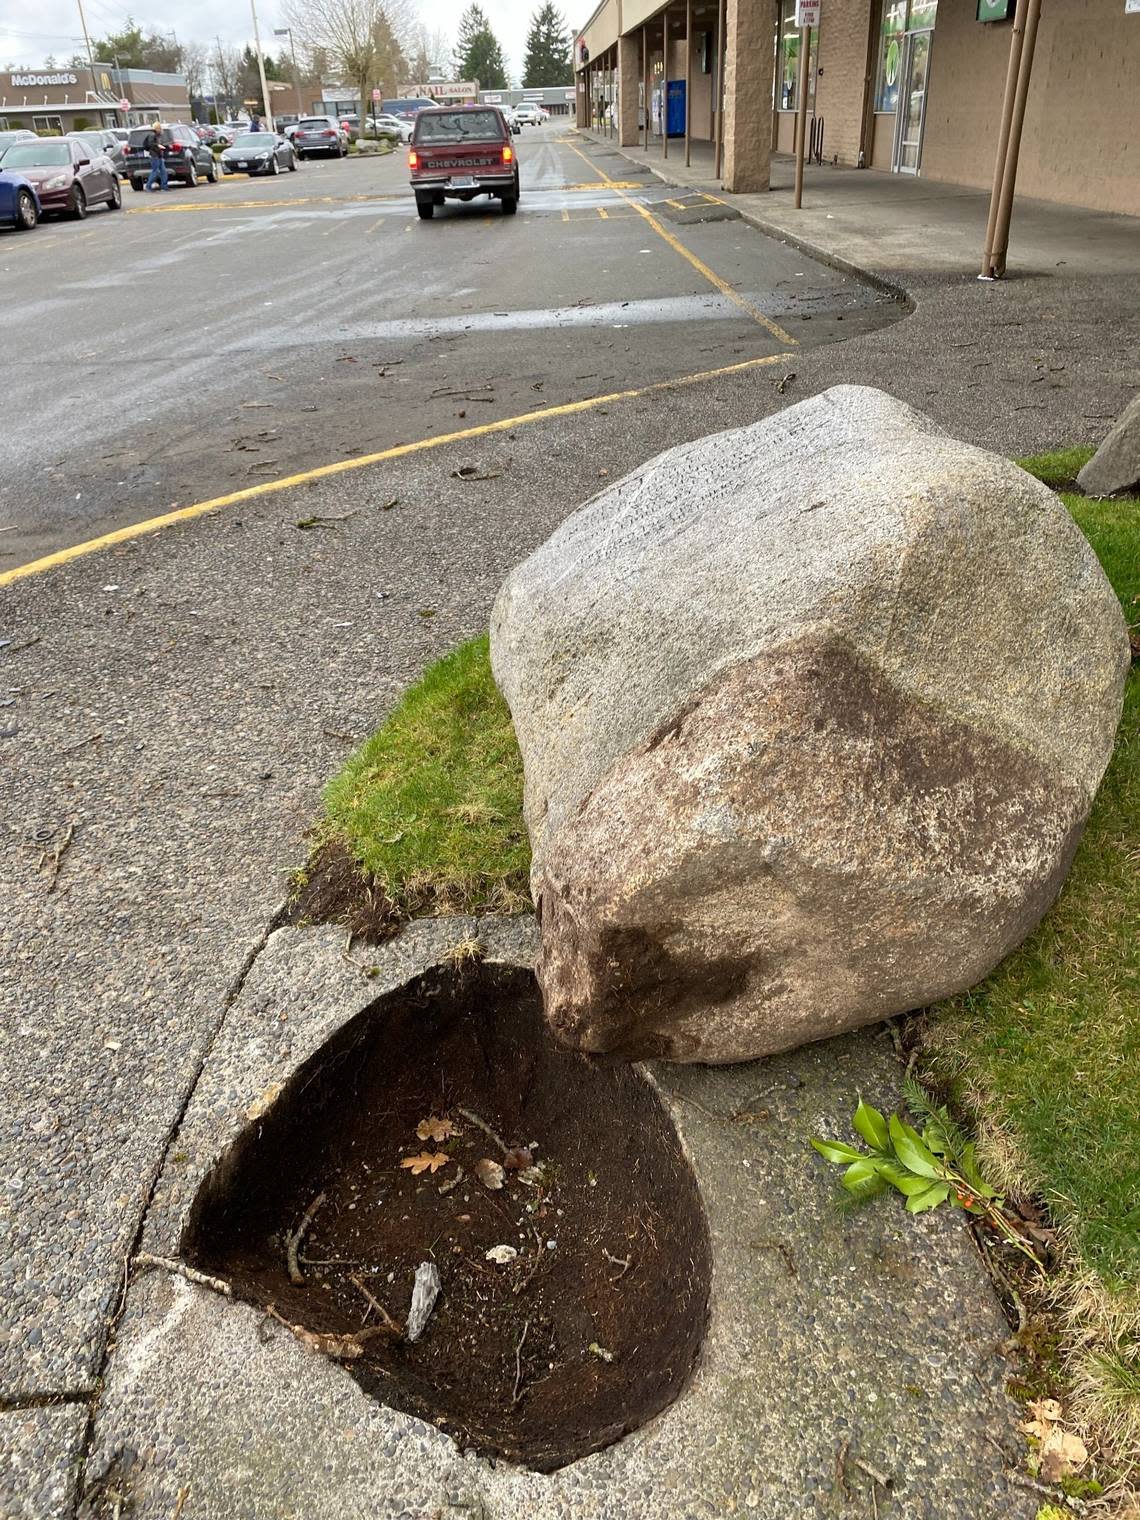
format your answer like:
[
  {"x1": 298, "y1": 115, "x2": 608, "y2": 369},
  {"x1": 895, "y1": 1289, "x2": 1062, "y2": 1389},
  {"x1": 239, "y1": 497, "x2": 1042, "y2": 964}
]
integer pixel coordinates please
[{"x1": 583, "y1": 133, "x2": 1140, "y2": 284}]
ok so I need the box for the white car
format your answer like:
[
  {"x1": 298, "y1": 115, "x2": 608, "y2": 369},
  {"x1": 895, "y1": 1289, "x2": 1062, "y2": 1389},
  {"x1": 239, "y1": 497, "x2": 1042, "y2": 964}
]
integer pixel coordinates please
[
  {"x1": 513, "y1": 102, "x2": 549, "y2": 127},
  {"x1": 367, "y1": 113, "x2": 413, "y2": 143}
]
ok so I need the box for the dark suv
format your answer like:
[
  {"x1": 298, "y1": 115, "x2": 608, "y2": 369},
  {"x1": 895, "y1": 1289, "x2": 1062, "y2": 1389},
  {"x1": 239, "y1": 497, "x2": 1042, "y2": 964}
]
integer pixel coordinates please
[{"x1": 124, "y1": 124, "x2": 217, "y2": 191}]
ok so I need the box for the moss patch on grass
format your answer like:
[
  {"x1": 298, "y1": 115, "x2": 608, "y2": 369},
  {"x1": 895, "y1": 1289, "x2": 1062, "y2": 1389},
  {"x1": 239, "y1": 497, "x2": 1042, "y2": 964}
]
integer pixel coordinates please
[{"x1": 308, "y1": 633, "x2": 530, "y2": 924}]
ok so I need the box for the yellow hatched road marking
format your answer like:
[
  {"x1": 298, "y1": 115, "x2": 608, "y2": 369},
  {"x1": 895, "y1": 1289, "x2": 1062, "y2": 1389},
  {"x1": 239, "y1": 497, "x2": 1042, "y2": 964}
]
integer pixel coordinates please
[
  {"x1": 597, "y1": 207, "x2": 609, "y2": 219},
  {"x1": 3, "y1": 354, "x2": 792, "y2": 586},
  {"x1": 561, "y1": 140, "x2": 798, "y2": 347}
]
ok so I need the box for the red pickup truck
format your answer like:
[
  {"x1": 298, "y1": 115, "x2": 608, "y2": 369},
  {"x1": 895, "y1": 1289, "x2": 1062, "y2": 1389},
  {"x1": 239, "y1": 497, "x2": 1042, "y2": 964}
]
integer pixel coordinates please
[{"x1": 408, "y1": 105, "x2": 519, "y2": 219}]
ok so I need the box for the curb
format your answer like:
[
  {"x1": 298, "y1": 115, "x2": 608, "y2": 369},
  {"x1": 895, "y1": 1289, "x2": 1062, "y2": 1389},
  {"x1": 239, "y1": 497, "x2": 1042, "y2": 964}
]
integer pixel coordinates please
[{"x1": 577, "y1": 130, "x2": 915, "y2": 311}]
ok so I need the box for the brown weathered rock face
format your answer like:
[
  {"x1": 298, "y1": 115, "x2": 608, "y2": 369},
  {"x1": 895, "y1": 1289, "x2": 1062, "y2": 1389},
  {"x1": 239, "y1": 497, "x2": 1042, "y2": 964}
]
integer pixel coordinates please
[{"x1": 491, "y1": 386, "x2": 1130, "y2": 1063}]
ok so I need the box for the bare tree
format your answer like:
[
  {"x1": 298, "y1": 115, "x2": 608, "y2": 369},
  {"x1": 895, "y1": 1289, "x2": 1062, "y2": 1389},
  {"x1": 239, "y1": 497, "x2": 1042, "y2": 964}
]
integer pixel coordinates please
[
  {"x1": 181, "y1": 40, "x2": 209, "y2": 105},
  {"x1": 287, "y1": 0, "x2": 419, "y2": 117}
]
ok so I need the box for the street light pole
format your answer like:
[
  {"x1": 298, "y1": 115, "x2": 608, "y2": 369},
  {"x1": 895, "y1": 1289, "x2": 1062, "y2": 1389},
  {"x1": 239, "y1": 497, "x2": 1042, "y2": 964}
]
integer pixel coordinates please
[
  {"x1": 74, "y1": 0, "x2": 96, "y2": 76},
  {"x1": 249, "y1": 0, "x2": 275, "y2": 132},
  {"x1": 274, "y1": 26, "x2": 304, "y2": 118}
]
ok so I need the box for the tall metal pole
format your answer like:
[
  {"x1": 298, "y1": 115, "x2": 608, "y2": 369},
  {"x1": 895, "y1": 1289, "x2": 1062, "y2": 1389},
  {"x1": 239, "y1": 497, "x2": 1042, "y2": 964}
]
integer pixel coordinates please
[
  {"x1": 981, "y1": 0, "x2": 1039, "y2": 279},
  {"x1": 275, "y1": 27, "x2": 304, "y2": 119},
  {"x1": 713, "y1": 0, "x2": 726, "y2": 178},
  {"x1": 684, "y1": 0, "x2": 692, "y2": 166},
  {"x1": 643, "y1": 27, "x2": 649, "y2": 149},
  {"x1": 793, "y1": 23, "x2": 810, "y2": 207},
  {"x1": 75, "y1": 0, "x2": 97, "y2": 75},
  {"x1": 249, "y1": 0, "x2": 274, "y2": 131}
]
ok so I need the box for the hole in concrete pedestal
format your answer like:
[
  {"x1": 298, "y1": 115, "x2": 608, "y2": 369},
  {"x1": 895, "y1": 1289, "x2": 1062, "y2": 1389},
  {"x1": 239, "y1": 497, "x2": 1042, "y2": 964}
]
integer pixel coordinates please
[{"x1": 183, "y1": 962, "x2": 711, "y2": 1472}]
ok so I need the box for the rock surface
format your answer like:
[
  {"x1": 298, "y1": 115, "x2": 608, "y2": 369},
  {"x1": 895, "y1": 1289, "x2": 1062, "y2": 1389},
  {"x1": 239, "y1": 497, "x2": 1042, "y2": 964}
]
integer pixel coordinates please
[
  {"x1": 1077, "y1": 391, "x2": 1140, "y2": 496},
  {"x1": 491, "y1": 385, "x2": 1129, "y2": 1063}
]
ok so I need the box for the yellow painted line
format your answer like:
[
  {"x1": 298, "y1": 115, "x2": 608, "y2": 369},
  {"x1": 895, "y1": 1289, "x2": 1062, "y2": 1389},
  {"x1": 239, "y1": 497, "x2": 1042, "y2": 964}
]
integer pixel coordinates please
[
  {"x1": 2, "y1": 353, "x2": 792, "y2": 587},
  {"x1": 561, "y1": 208, "x2": 570, "y2": 222},
  {"x1": 666, "y1": 197, "x2": 687, "y2": 209},
  {"x1": 597, "y1": 206, "x2": 608, "y2": 220},
  {"x1": 562, "y1": 140, "x2": 798, "y2": 348},
  {"x1": 124, "y1": 181, "x2": 634, "y2": 216}
]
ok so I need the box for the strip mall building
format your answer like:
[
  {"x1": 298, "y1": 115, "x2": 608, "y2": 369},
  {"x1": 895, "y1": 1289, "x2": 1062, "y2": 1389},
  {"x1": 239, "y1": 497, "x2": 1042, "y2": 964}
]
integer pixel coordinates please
[
  {"x1": 573, "y1": 0, "x2": 1140, "y2": 216},
  {"x1": 0, "y1": 67, "x2": 192, "y2": 133}
]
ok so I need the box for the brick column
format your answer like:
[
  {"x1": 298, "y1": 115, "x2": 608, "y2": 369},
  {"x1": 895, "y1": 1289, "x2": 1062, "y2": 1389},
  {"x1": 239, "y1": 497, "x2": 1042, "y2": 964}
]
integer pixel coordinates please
[
  {"x1": 618, "y1": 33, "x2": 641, "y2": 146},
  {"x1": 722, "y1": 0, "x2": 774, "y2": 191}
]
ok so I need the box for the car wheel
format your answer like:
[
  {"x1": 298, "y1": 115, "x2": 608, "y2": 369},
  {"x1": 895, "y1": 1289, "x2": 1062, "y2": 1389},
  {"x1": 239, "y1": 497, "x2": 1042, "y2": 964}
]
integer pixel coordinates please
[
  {"x1": 187, "y1": 161, "x2": 198, "y2": 187},
  {"x1": 107, "y1": 177, "x2": 122, "y2": 210},
  {"x1": 270, "y1": 155, "x2": 280, "y2": 175},
  {"x1": 13, "y1": 187, "x2": 38, "y2": 230},
  {"x1": 415, "y1": 195, "x2": 434, "y2": 220},
  {"x1": 288, "y1": 151, "x2": 298, "y2": 171},
  {"x1": 206, "y1": 158, "x2": 218, "y2": 182},
  {"x1": 131, "y1": 178, "x2": 145, "y2": 192},
  {"x1": 501, "y1": 193, "x2": 517, "y2": 216},
  {"x1": 70, "y1": 184, "x2": 87, "y2": 220}
]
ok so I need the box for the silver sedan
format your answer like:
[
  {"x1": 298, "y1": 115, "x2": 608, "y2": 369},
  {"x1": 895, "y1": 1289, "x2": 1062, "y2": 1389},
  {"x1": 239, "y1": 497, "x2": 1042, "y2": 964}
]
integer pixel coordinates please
[{"x1": 220, "y1": 132, "x2": 298, "y2": 177}]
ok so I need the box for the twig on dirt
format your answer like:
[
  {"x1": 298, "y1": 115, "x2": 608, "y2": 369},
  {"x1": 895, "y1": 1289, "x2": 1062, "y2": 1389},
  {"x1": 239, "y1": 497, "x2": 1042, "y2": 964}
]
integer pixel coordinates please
[
  {"x1": 62, "y1": 732, "x2": 102, "y2": 755},
  {"x1": 171, "y1": 1486, "x2": 190, "y2": 1520},
  {"x1": 602, "y1": 1248, "x2": 632, "y2": 1280},
  {"x1": 457, "y1": 1105, "x2": 507, "y2": 1155},
  {"x1": 512, "y1": 1318, "x2": 531, "y2": 1405},
  {"x1": 40, "y1": 821, "x2": 75, "y2": 892},
  {"x1": 438, "y1": 1164, "x2": 464, "y2": 1196},
  {"x1": 853, "y1": 1457, "x2": 891, "y2": 1488},
  {"x1": 348, "y1": 1273, "x2": 404, "y2": 1336},
  {"x1": 1005, "y1": 1470, "x2": 1088, "y2": 1512},
  {"x1": 134, "y1": 1253, "x2": 232, "y2": 1297},
  {"x1": 286, "y1": 1192, "x2": 327, "y2": 1285},
  {"x1": 266, "y1": 1304, "x2": 370, "y2": 1360},
  {"x1": 835, "y1": 1437, "x2": 852, "y2": 1503},
  {"x1": 748, "y1": 1238, "x2": 797, "y2": 1277}
]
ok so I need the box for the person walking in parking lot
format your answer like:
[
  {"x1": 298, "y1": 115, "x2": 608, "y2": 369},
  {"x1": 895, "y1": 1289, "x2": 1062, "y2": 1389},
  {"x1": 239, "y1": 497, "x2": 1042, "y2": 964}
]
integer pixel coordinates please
[{"x1": 145, "y1": 121, "x2": 168, "y2": 192}]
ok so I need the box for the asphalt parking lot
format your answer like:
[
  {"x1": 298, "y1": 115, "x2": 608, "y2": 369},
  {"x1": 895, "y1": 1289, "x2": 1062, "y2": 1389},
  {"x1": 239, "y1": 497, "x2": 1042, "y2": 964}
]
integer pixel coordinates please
[{"x1": 0, "y1": 123, "x2": 900, "y2": 567}]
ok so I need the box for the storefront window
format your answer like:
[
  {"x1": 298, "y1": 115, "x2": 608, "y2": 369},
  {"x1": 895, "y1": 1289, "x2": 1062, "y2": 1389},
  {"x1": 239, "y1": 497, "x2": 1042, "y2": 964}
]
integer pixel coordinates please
[
  {"x1": 32, "y1": 114, "x2": 63, "y2": 135},
  {"x1": 909, "y1": 0, "x2": 938, "y2": 29},
  {"x1": 778, "y1": 0, "x2": 818, "y2": 112}
]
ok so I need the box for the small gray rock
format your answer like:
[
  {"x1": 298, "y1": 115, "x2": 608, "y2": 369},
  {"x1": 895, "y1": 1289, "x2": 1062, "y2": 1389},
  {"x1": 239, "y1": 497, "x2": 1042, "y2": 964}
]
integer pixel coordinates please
[{"x1": 1077, "y1": 391, "x2": 1140, "y2": 496}]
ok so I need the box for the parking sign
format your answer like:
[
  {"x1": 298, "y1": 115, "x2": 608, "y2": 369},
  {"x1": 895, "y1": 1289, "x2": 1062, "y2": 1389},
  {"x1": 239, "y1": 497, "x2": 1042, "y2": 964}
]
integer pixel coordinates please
[{"x1": 795, "y1": 0, "x2": 821, "y2": 23}]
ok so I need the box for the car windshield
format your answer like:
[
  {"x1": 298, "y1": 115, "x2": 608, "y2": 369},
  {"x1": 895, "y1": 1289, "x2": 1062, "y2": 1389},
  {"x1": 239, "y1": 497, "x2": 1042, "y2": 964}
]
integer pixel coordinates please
[
  {"x1": 416, "y1": 110, "x2": 501, "y2": 142},
  {"x1": 1, "y1": 141, "x2": 70, "y2": 167},
  {"x1": 233, "y1": 133, "x2": 270, "y2": 147}
]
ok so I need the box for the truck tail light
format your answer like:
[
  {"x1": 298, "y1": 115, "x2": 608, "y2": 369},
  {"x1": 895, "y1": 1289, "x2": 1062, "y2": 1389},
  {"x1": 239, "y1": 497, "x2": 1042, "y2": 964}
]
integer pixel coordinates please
[
  {"x1": 502, "y1": 145, "x2": 513, "y2": 164},
  {"x1": 408, "y1": 149, "x2": 418, "y2": 168}
]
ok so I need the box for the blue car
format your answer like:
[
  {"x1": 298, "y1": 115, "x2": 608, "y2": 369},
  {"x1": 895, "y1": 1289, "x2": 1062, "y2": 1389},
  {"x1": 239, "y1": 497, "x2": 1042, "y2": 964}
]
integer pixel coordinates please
[{"x1": 0, "y1": 169, "x2": 40, "y2": 231}]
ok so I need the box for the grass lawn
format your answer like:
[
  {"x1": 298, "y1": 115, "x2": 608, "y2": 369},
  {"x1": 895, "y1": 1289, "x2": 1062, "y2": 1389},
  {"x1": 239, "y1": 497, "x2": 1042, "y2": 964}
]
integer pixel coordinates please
[
  {"x1": 308, "y1": 451, "x2": 1139, "y2": 1456},
  {"x1": 316, "y1": 633, "x2": 530, "y2": 920}
]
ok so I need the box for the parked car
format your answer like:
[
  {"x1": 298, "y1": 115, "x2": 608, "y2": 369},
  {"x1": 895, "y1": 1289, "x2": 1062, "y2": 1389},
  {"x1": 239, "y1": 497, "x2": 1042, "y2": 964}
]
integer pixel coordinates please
[
  {"x1": 292, "y1": 116, "x2": 347, "y2": 159},
  {"x1": 513, "y1": 102, "x2": 549, "y2": 127},
  {"x1": 367, "y1": 113, "x2": 413, "y2": 143},
  {"x1": 221, "y1": 130, "x2": 298, "y2": 176},
  {"x1": 381, "y1": 96, "x2": 434, "y2": 120},
  {"x1": 123, "y1": 123, "x2": 218, "y2": 190},
  {"x1": 0, "y1": 130, "x2": 38, "y2": 155},
  {"x1": 337, "y1": 114, "x2": 360, "y2": 142},
  {"x1": 0, "y1": 137, "x2": 119, "y2": 218},
  {"x1": 408, "y1": 105, "x2": 519, "y2": 219},
  {"x1": 66, "y1": 129, "x2": 127, "y2": 177},
  {"x1": 0, "y1": 166, "x2": 41, "y2": 230}
]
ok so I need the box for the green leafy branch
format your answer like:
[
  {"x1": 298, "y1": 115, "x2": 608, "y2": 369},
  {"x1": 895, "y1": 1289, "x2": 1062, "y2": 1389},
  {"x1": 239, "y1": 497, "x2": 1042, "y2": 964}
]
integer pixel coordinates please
[{"x1": 811, "y1": 1078, "x2": 1043, "y2": 1268}]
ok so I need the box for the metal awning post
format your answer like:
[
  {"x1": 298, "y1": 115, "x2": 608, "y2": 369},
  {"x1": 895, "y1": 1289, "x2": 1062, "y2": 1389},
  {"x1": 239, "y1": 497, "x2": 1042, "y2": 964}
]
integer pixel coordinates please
[
  {"x1": 713, "y1": 0, "x2": 726, "y2": 178},
  {"x1": 793, "y1": 23, "x2": 810, "y2": 208},
  {"x1": 685, "y1": 0, "x2": 692, "y2": 166},
  {"x1": 663, "y1": 13, "x2": 669, "y2": 158},
  {"x1": 643, "y1": 27, "x2": 650, "y2": 148}
]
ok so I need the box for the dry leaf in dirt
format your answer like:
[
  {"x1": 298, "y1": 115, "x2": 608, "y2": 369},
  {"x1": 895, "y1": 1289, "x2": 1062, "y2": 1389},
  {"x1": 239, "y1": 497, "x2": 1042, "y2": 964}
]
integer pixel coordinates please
[
  {"x1": 401, "y1": 1151, "x2": 450, "y2": 1175},
  {"x1": 1019, "y1": 1398, "x2": 1064, "y2": 1441},
  {"x1": 485, "y1": 1244, "x2": 518, "y2": 1265},
  {"x1": 503, "y1": 1146, "x2": 533, "y2": 1171},
  {"x1": 1039, "y1": 1428, "x2": 1088, "y2": 1483},
  {"x1": 474, "y1": 1157, "x2": 506, "y2": 1190},
  {"x1": 416, "y1": 1115, "x2": 455, "y2": 1143}
]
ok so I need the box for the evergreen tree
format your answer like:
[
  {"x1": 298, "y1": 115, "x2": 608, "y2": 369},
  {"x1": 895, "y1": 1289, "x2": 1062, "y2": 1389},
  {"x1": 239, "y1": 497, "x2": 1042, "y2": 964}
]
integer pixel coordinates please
[
  {"x1": 455, "y1": 4, "x2": 508, "y2": 89},
  {"x1": 523, "y1": 2, "x2": 570, "y2": 87}
]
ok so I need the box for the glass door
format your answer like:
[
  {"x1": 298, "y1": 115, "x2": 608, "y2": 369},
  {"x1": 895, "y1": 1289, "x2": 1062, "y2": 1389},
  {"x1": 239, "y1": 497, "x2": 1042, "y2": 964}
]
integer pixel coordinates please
[{"x1": 892, "y1": 28, "x2": 932, "y2": 174}]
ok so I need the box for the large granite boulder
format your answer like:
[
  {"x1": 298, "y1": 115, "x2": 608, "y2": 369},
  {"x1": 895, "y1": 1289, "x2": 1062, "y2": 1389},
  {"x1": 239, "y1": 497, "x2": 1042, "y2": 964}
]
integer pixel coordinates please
[
  {"x1": 1077, "y1": 392, "x2": 1140, "y2": 497},
  {"x1": 490, "y1": 387, "x2": 1130, "y2": 1064}
]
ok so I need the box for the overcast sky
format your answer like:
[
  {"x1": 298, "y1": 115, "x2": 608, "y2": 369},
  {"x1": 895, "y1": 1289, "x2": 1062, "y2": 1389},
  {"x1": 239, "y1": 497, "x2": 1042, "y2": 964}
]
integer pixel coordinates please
[{"x1": 0, "y1": 0, "x2": 577, "y2": 86}]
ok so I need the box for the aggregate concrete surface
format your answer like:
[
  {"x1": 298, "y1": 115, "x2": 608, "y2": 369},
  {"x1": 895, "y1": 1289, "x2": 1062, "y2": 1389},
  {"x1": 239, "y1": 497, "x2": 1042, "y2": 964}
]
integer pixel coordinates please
[
  {"x1": 2, "y1": 122, "x2": 1137, "y2": 1517},
  {"x1": 86, "y1": 922, "x2": 1032, "y2": 1520}
]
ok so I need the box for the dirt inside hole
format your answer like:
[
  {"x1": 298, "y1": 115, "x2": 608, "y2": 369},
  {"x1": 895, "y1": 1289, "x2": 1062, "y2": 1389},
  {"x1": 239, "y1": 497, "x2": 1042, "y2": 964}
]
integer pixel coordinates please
[{"x1": 184, "y1": 962, "x2": 711, "y2": 1472}]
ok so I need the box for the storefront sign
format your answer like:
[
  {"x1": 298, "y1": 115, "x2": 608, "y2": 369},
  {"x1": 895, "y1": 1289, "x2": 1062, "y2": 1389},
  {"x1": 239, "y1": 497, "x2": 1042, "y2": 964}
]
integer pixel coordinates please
[
  {"x1": 976, "y1": 0, "x2": 1014, "y2": 18},
  {"x1": 795, "y1": 0, "x2": 821, "y2": 25},
  {"x1": 10, "y1": 71, "x2": 79, "y2": 86}
]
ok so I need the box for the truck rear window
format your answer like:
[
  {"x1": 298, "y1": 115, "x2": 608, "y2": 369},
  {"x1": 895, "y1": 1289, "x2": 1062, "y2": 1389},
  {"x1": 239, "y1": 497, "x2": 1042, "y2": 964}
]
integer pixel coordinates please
[{"x1": 415, "y1": 110, "x2": 502, "y2": 143}]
